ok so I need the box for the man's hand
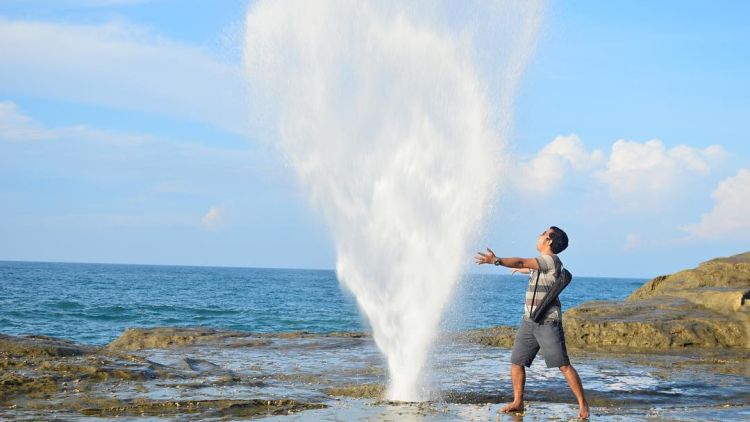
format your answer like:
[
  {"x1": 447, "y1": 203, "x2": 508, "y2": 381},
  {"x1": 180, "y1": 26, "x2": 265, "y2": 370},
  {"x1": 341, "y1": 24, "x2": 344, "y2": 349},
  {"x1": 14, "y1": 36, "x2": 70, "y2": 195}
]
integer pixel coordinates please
[
  {"x1": 474, "y1": 247, "x2": 498, "y2": 265},
  {"x1": 475, "y1": 250, "x2": 540, "y2": 270},
  {"x1": 511, "y1": 268, "x2": 531, "y2": 275}
]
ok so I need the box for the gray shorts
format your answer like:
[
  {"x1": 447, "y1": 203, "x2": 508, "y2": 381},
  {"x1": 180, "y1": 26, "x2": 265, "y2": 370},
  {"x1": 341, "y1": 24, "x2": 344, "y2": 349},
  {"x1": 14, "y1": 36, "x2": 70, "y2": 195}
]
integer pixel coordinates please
[{"x1": 510, "y1": 317, "x2": 570, "y2": 368}]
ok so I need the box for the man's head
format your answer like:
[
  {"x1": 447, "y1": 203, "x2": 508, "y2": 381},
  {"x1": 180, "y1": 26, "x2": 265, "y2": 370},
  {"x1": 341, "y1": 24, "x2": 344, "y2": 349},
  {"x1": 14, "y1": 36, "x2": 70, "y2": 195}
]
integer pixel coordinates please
[{"x1": 536, "y1": 226, "x2": 569, "y2": 254}]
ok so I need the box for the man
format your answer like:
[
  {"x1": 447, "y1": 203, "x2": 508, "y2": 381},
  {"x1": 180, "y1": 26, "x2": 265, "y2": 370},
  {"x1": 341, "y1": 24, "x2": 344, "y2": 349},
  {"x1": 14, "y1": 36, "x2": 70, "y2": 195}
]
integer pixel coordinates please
[{"x1": 474, "y1": 226, "x2": 589, "y2": 419}]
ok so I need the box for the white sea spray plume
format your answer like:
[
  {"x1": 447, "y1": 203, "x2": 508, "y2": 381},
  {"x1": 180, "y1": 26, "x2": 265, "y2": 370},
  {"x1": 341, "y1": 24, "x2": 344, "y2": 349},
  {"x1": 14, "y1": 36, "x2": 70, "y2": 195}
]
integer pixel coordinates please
[{"x1": 244, "y1": 0, "x2": 543, "y2": 401}]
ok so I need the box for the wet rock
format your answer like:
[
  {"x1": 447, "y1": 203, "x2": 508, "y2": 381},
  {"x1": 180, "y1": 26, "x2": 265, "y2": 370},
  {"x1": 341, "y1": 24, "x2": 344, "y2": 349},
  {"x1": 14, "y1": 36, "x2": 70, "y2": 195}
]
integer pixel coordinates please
[
  {"x1": 0, "y1": 372, "x2": 58, "y2": 401},
  {"x1": 455, "y1": 326, "x2": 517, "y2": 348},
  {"x1": 564, "y1": 251, "x2": 750, "y2": 350},
  {"x1": 0, "y1": 333, "x2": 96, "y2": 358},
  {"x1": 325, "y1": 383, "x2": 384, "y2": 399},
  {"x1": 440, "y1": 390, "x2": 510, "y2": 404},
  {"x1": 59, "y1": 397, "x2": 326, "y2": 418},
  {"x1": 0, "y1": 333, "x2": 93, "y2": 403},
  {"x1": 212, "y1": 399, "x2": 327, "y2": 418},
  {"x1": 178, "y1": 357, "x2": 221, "y2": 372},
  {"x1": 37, "y1": 358, "x2": 163, "y2": 383},
  {"x1": 223, "y1": 339, "x2": 273, "y2": 348},
  {"x1": 256, "y1": 330, "x2": 369, "y2": 339},
  {"x1": 176, "y1": 374, "x2": 263, "y2": 389},
  {"x1": 0, "y1": 333, "x2": 176, "y2": 405},
  {"x1": 273, "y1": 371, "x2": 332, "y2": 386},
  {"x1": 326, "y1": 331, "x2": 369, "y2": 338},
  {"x1": 106, "y1": 326, "x2": 253, "y2": 351},
  {"x1": 1, "y1": 330, "x2": 327, "y2": 419}
]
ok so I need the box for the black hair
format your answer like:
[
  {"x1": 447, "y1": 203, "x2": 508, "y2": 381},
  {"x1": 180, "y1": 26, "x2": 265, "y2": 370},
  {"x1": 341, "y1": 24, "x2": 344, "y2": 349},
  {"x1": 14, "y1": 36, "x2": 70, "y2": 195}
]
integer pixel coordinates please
[{"x1": 549, "y1": 226, "x2": 569, "y2": 254}]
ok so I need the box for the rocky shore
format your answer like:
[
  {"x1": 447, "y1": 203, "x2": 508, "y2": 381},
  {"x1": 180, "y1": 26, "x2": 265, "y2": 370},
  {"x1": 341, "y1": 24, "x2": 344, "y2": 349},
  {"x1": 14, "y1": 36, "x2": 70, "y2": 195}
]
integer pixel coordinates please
[
  {"x1": 0, "y1": 330, "x2": 331, "y2": 419},
  {"x1": 3, "y1": 323, "x2": 748, "y2": 420}
]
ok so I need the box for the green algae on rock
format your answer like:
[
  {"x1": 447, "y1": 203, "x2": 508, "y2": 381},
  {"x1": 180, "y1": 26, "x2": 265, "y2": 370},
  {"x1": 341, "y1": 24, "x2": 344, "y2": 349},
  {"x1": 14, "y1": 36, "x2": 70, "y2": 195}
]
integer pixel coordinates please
[
  {"x1": 564, "y1": 251, "x2": 750, "y2": 350},
  {"x1": 325, "y1": 383, "x2": 385, "y2": 399},
  {"x1": 73, "y1": 398, "x2": 326, "y2": 418}
]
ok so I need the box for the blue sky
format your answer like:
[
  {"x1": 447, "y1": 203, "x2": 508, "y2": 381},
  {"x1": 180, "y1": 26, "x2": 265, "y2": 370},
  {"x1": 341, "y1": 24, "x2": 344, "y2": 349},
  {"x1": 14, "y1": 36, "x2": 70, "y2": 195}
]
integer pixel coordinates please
[{"x1": 1, "y1": 0, "x2": 748, "y2": 277}]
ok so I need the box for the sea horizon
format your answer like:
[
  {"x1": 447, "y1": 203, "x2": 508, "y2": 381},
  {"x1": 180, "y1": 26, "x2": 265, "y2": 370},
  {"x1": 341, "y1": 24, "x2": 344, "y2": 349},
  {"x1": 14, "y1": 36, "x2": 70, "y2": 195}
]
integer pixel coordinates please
[{"x1": 0, "y1": 258, "x2": 652, "y2": 281}]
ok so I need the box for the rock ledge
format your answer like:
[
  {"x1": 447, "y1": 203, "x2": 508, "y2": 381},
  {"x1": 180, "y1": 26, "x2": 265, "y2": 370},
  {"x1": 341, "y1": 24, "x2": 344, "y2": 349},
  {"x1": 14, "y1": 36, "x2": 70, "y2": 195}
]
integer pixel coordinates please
[{"x1": 563, "y1": 251, "x2": 750, "y2": 350}]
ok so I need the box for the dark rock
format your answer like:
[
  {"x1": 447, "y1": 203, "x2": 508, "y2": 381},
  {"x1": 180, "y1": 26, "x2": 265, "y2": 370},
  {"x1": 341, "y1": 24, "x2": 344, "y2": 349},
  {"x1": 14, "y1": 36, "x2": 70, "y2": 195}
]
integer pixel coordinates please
[{"x1": 69, "y1": 397, "x2": 327, "y2": 418}]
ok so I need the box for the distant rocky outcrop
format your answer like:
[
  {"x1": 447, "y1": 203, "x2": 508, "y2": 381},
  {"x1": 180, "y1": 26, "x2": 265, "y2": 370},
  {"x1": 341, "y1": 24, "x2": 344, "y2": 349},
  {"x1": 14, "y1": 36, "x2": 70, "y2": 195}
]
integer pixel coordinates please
[
  {"x1": 105, "y1": 327, "x2": 369, "y2": 351},
  {"x1": 105, "y1": 327, "x2": 261, "y2": 351},
  {"x1": 563, "y1": 252, "x2": 750, "y2": 350}
]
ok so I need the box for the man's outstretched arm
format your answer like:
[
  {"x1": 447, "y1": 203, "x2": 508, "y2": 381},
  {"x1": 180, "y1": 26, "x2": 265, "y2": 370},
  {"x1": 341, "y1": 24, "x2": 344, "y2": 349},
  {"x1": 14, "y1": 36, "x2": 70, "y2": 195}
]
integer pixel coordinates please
[{"x1": 474, "y1": 248, "x2": 539, "y2": 270}]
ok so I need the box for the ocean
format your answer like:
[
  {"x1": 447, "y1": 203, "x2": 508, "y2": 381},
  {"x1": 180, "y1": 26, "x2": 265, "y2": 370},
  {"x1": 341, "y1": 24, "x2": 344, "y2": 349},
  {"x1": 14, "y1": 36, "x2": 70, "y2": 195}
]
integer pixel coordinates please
[{"x1": 0, "y1": 260, "x2": 645, "y2": 346}]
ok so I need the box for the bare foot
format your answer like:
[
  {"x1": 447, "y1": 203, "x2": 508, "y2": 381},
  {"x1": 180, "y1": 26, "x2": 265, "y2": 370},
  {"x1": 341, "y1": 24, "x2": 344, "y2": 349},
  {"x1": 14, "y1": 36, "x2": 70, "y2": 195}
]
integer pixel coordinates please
[
  {"x1": 578, "y1": 401, "x2": 590, "y2": 419},
  {"x1": 500, "y1": 401, "x2": 524, "y2": 413}
]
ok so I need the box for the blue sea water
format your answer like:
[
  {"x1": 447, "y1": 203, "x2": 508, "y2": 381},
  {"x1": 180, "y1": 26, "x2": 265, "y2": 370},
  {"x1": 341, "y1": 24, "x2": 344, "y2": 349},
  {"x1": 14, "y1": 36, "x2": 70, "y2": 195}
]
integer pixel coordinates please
[{"x1": 0, "y1": 261, "x2": 646, "y2": 346}]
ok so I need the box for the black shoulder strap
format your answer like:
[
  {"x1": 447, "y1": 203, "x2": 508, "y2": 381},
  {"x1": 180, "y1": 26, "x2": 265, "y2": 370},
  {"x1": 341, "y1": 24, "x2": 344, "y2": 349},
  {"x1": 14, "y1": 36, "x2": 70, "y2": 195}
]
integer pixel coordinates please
[
  {"x1": 529, "y1": 255, "x2": 573, "y2": 322},
  {"x1": 551, "y1": 254, "x2": 562, "y2": 277}
]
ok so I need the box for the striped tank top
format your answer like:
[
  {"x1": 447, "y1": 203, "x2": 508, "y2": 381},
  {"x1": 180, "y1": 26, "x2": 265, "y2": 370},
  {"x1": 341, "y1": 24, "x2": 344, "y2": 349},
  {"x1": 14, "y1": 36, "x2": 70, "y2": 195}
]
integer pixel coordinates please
[{"x1": 524, "y1": 254, "x2": 562, "y2": 321}]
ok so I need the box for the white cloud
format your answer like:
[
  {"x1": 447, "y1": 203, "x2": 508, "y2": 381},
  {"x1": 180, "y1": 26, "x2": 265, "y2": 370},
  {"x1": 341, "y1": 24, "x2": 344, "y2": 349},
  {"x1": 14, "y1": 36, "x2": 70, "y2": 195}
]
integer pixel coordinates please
[
  {"x1": 39, "y1": 212, "x2": 196, "y2": 228},
  {"x1": 542, "y1": 134, "x2": 605, "y2": 171},
  {"x1": 63, "y1": 0, "x2": 152, "y2": 5},
  {"x1": 152, "y1": 180, "x2": 192, "y2": 194},
  {"x1": 0, "y1": 100, "x2": 152, "y2": 145},
  {"x1": 0, "y1": 18, "x2": 248, "y2": 135},
  {"x1": 201, "y1": 206, "x2": 224, "y2": 230},
  {"x1": 0, "y1": 103, "x2": 269, "y2": 232},
  {"x1": 514, "y1": 134, "x2": 604, "y2": 194},
  {"x1": 1, "y1": 0, "x2": 151, "y2": 6},
  {"x1": 682, "y1": 168, "x2": 750, "y2": 239},
  {"x1": 598, "y1": 139, "x2": 727, "y2": 203},
  {"x1": 512, "y1": 135, "x2": 729, "y2": 212},
  {"x1": 0, "y1": 101, "x2": 54, "y2": 141},
  {"x1": 0, "y1": 101, "x2": 267, "y2": 203},
  {"x1": 623, "y1": 232, "x2": 640, "y2": 250}
]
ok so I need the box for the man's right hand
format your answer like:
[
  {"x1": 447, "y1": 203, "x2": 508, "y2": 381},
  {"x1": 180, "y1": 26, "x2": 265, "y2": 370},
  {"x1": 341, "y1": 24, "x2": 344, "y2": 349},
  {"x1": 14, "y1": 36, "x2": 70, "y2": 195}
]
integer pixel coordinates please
[{"x1": 474, "y1": 247, "x2": 498, "y2": 265}]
